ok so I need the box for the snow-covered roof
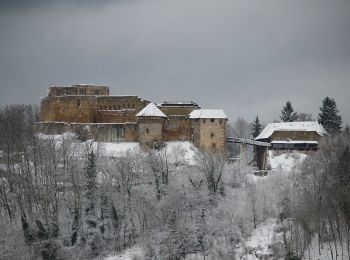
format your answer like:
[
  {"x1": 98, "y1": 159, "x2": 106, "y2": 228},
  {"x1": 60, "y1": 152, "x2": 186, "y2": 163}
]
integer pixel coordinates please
[
  {"x1": 189, "y1": 109, "x2": 227, "y2": 119},
  {"x1": 136, "y1": 103, "x2": 167, "y2": 118},
  {"x1": 255, "y1": 121, "x2": 328, "y2": 140}
]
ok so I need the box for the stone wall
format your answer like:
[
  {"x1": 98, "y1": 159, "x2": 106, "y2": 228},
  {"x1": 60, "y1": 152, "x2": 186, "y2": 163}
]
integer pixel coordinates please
[
  {"x1": 48, "y1": 85, "x2": 109, "y2": 97},
  {"x1": 190, "y1": 118, "x2": 228, "y2": 151},
  {"x1": 35, "y1": 122, "x2": 138, "y2": 142},
  {"x1": 163, "y1": 117, "x2": 191, "y2": 141},
  {"x1": 197, "y1": 118, "x2": 228, "y2": 151},
  {"x1": 41, "y1": 90, "x2": 149, "y2": 124},
  {"x1": 138, "y1": 117, "x2": 165, "y2": 147}
]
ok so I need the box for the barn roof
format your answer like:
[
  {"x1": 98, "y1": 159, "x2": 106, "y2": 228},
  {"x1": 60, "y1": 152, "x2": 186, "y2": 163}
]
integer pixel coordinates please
[
  {"x1": 136, "y1": 103, "x2": 167, "y2": 118},
  {"x1": 189, "y1": 109, "x2": 227, "y2": 119},
  {"x1": 255, "y1": 121, "x2": 328, "y2": 140}
]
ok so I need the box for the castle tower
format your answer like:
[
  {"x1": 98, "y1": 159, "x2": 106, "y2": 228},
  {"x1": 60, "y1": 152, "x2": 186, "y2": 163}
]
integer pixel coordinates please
[{"x1": 136, "y1": 103, "x2": 167, "y2": 148}]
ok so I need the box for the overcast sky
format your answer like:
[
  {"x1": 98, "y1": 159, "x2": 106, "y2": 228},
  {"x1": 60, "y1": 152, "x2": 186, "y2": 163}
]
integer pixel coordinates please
[{"x1": 0, "y1": 0, "x2": 349, "y2": 125}]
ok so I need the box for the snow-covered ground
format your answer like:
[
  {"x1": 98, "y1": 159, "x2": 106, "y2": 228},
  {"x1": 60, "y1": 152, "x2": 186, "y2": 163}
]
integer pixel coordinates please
[
  {"x1": 268, "y1": 150, "x2": 308, "y2": 172},
  {"x1": 36, "y1": 133, "x2": 198, "y2": 165},
  {"x1": 104, "y1": 246, "x2": 143, "y2": 260}
]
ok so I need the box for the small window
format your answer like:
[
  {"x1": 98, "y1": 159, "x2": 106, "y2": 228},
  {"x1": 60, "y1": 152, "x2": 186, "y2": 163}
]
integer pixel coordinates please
[
  {"x1": 113, "y1": 106, "x2": 117, "y2": 110},
  {"x1": 212, "y1": 143, "x2": 216, "y2": 149},
  {"x1": 219, "y1": 119, "x2": 223, "y2": 125},
  {"x1": 77, "y1": 98, "x2": 81, "y2": 107},
  {"x1": 132, "y1": 104, "x2": 135, "y2": 109},
  {"x1": 210, "y1": 132, "x2": 214, "y2": 138},
  {"x1": 108, "y1": 106, "x2": 112, "y2": 110},
  {"x1": 211, "y1": 119, "x2": 215, "y2": 123},
  {"x1": 79, "y1": 89, "x2": 85, "y2": 95},
  {"x1": 118, "y1": 105, "x2": 121, "y2": 110},
  {"x1": 94, "y1": 90, "x2": 99, "y2": 95},
  {"x1": 146, "y1": 128, "x2": 149, "y2": 134},
  {"x1": 203, "y1": 119, "x2": 206, "y2": 124}
]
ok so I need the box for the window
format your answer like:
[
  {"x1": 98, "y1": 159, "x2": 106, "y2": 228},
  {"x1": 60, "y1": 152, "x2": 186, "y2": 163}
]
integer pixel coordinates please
[
  {"x1": 210, "y1": 132, "x2": 214, "y2": 138},
  {"x1": 79, "y1": 89, "x2": 86, "y2": 95},
  {"x1": 77, "y1": 98, "x2": 81, "y2": 107},
  {"x1": 113, "y1": 106, "x2": 117, "y2": 110},
  {"x1": 211, "y1": 119, "x2": 215, "y2": 123},
  {"x1": 108, "y1": 106, "x2": 112, "y2": 110},
  {"x1": 132, "y1": 104, "x2": 135, "y2": 109},
  {"x1": 203, "y1": 119, "x2": 206, "y2": 124},
  {"x1": 94, "y1": 90, "x2": 99, "y2": 95},
  {"x1": 146, "y1": 128, "x2": 150, "y2": 134},
  {"x1": 212, "y1": 143, "x2": 216, "y2": 149},
  {"x1": 118, "y1": 105, "x2": 121, "y2": 110},
  {"x1": 219, "y1": 119, "x2": 223, "y2": 125}
]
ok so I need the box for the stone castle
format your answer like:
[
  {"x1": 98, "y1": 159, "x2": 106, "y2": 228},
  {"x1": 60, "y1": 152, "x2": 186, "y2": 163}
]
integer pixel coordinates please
[{"x1": 38, "y1": 84, "x2": 228, "y2": 150}]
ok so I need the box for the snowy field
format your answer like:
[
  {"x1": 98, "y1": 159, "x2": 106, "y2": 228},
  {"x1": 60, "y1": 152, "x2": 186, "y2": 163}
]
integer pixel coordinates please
[{"x1": 104, "y1": 246, "x2": 143, "y2": 260}]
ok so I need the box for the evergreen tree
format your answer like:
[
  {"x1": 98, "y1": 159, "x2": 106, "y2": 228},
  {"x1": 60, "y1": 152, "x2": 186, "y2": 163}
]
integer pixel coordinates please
[
  {"x1": 83, "y1": 151, "x2": 102, "y2": 257},
  {"x1": 280, "y1": 101, "x2": 297, "y2": 122},
  {"x1": 318, "y1": 97, "x2": 342, "y2": 135},
  {"x1": 195, "y1": 208, "x2": 208, "y2": 255},
  {"x1": 161, "y1": 210, "x2": 192, "y2": 259},
  {"x1": 251, "y1": 116, "x2": 262, "y2": 139}
]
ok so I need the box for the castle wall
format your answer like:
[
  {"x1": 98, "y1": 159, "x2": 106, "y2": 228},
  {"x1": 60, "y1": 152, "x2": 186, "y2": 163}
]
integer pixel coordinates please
[
  {"x1": 138, "y1": 118, "x2": 164, "y2": 147},
  {"x1": 163, "y1": 117, "x2": 191, "y2": 141},
  {"x1": 50, "y1": 96, "x2": 97, "y2": 123},
  {"x1": 96, "y1": 96, "x2": 149, "y2": 123},
  {"x1": 48, "y1": 85, "x2": 109, "y2": 97},
  {"x1": 35, "y1": 122, "x2": 138, "y2": 142},
  {"x1": 197, "y1": 118, "x2": 228, "y2": 151}
]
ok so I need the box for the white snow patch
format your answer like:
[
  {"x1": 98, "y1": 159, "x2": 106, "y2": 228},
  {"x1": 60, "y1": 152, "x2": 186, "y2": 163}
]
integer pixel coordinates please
[
  {"x1": 100, "y1": 142, "x2": 140, "y2": 156},
  {"x1": 104, "y1": 246, "x2": 143, "y2": 260},
  {"x1": 268, "y1": 150, "x2": 308, "y2": 172},
  {"x1": 243, "y1": 218, "x2": 279, "y2": 260},
  {"x1": 163, "y1": 141, "x2": 198, "y2": 165}
]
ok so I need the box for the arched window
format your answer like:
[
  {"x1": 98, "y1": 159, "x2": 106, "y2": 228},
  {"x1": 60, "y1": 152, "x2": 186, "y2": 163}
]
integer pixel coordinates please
[{"x1": 113, "y1": 106, "x2": 117, "y2": 110}]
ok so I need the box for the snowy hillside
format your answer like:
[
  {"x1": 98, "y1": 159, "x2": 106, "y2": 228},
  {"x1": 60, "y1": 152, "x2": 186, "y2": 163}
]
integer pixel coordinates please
[{"x1": 268, "y1": 150, "x2": 308, "y2": 172}]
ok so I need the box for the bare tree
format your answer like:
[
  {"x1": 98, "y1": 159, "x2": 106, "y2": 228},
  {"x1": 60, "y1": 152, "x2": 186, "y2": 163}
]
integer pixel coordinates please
[{"x1": 195, "y1": 150, "x2": 227, "y2": 195}]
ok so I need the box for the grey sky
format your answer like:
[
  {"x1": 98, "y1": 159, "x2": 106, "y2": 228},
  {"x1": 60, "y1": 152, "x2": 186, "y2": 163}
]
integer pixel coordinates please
[{"x1": 0, "y1": 0, "x2": 349, "y2": 126}]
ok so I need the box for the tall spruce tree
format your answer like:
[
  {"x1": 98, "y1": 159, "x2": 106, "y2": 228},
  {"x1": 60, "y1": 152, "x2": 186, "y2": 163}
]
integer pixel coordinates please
[
  {"x1": 83, "y1": 151, "x2": 102, "y2": 257},
  {"x1": 280, "y1": 101, "x2": 297, "y2": 122},
  {"x1": 318, "y1": 97, "x2": 342, "y2": 135},
  {"x1": 251, "y1": 116, "x2": 262, "y2": 139}
]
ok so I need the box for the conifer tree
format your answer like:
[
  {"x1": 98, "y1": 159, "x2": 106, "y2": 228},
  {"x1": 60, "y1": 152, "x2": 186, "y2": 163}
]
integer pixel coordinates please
[
  {"x1": 251, "y1": 116, "x2": 262, "y2": 139},
  {"x1": 83, "y1": 151, "x2": 102, "y2": 257},
  {"x1": 318, "y1": 97, "x2": 342, "y2": 135},
  {"x1": 280, "y1": 101, "x2": 297, "y2": 122}
]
